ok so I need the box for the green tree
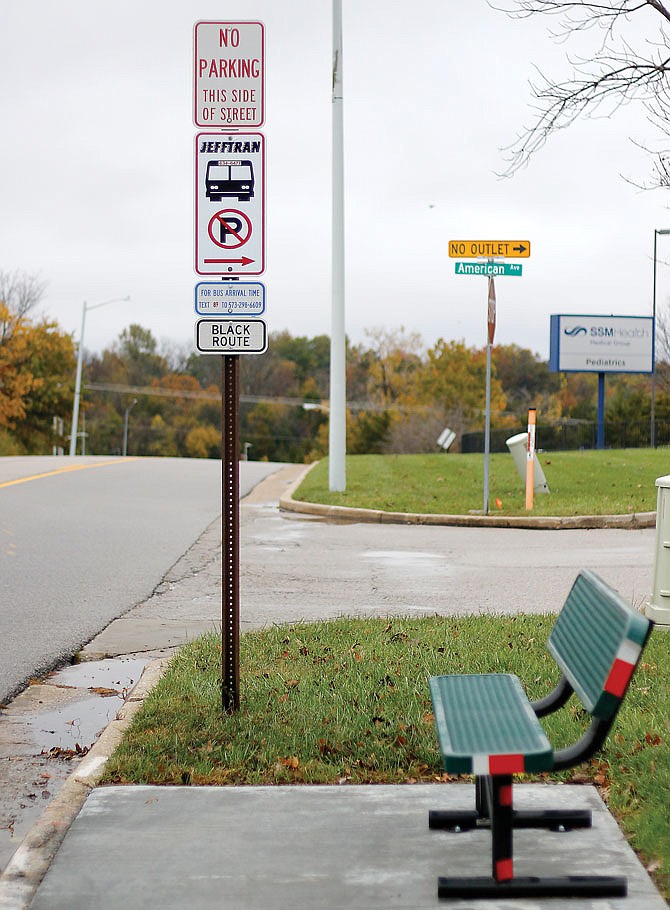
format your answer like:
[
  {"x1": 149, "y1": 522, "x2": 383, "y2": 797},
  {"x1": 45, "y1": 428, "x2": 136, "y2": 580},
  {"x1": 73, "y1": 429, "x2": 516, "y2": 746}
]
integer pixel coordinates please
[
  {"x1": 271, "y1": 332, "x2": 331, "y2": 397},
  {"x1": 114, "y1": 325, "x2": 167, "y2": 385},
  {"x1": 493, "y1": 344, "x2": 562, "y2": 422},
  {"x1": 348, "y1": 409, "x2": 393, "y2": 454}
]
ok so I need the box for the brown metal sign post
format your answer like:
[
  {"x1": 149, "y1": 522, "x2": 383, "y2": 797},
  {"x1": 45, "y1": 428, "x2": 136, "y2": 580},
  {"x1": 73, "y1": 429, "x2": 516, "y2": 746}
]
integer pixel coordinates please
[
  {"x1": 221, "y1": 354, "x2": 240, "y2": 712},
  {"x1": 195, "y1": 319, "x2": 267, "y2": 715}
]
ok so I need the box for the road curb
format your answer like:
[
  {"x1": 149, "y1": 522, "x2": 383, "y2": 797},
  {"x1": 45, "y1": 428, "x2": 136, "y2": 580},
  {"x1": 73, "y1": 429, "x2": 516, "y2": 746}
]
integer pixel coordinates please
[
  {"x1": 0, "y1": 659, "x2": 167, "y2": 910},
  {"x1": 278, "y1": 463, "x2": 657, "y2": 530}
]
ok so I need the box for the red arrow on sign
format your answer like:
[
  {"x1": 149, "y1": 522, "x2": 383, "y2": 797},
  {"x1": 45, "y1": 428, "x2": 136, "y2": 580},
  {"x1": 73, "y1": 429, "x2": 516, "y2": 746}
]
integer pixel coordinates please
[{"x1": 203, "y1": 257, "x2": 255, "y2": 265}]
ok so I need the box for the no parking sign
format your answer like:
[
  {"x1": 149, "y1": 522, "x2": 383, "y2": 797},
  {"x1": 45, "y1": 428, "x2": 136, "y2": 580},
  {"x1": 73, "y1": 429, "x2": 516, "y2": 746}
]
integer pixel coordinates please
[{"x1": 195, "y1": 132, "x2": 265, "y2": 276}]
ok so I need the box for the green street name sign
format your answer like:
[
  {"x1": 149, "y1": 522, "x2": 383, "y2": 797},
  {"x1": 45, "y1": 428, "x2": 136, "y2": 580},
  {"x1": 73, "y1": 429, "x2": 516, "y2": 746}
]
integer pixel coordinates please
[{"x1": 454, "y1": 261, "x2": 523, "y2": 277}]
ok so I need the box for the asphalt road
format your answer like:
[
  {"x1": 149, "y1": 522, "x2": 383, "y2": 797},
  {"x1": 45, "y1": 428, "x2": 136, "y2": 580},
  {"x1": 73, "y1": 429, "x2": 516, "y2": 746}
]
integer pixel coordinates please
[
  {"x1": 243, "y1": 483, "x2": 657, "y2": 626},
  {"x1": 0, "y1": 456, "x2": 279, "y2": 704}
]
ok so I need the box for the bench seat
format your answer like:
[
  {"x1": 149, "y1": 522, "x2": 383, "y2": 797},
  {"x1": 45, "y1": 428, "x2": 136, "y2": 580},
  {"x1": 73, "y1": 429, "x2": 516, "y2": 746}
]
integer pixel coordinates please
[{"x1": 430, "y1": 673, "x2": 553, "y2": 775}]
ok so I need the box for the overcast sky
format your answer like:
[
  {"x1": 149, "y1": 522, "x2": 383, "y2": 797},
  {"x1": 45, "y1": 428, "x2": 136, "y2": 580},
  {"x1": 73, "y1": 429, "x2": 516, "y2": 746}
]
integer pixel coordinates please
[{"x1": 2, "y1": 0, "x2": 670, "y2": 361}]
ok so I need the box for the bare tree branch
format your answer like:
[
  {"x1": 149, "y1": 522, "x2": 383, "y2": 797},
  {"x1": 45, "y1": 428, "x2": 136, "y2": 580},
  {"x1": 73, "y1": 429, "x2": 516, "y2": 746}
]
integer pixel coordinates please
[
  {"x1": 492, "y1": 0, "x2": 670, "y2": 180},
  {"x1": 0, "y1": 270, "x2": 47, "y2": 344}
]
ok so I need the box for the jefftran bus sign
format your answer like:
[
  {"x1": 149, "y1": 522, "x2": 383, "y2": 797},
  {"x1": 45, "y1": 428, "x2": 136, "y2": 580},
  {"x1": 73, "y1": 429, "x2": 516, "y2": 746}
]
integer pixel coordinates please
[{"x1": 550, "y1": 314, "x2": 653, "y2": 374}]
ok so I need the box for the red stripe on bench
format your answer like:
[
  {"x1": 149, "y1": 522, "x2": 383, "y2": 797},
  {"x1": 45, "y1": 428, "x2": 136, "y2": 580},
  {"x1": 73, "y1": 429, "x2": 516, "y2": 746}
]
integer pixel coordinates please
[
  {"x1": 495, "y1": 858, "x2": 514, "y2": 882},
  {"x1": 489, "y1": 754, "x2": 525, "y2": 774},
  {"x1": 499, "y1": 783, "x2": 513, "y2": 807},
  {"x1": 604, "y1": 659, "x2": 634, "y2": 698}
]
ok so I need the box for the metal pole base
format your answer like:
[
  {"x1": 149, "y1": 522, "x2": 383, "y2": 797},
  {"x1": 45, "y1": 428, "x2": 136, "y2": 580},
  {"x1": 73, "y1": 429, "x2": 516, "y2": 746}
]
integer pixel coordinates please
[{"x1": 438, "y1": 875, "x2": 627, "y2": 899}]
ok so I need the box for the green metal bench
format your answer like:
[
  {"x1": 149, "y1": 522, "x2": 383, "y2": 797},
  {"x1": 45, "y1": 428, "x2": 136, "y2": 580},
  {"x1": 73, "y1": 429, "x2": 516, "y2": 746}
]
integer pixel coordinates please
[{"x1": 429, "y1": 568, "x2": 653, "y2": 899}]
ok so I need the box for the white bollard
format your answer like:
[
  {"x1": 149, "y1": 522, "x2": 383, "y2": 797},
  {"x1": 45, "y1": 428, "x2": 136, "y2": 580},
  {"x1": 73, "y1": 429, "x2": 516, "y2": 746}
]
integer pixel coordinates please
[
  {"x1": 646, "y1": 475, "x2": 670, "y2": 629},
  {"x1": 505, "y1": 433, "x2": 549, "y2": 494}
]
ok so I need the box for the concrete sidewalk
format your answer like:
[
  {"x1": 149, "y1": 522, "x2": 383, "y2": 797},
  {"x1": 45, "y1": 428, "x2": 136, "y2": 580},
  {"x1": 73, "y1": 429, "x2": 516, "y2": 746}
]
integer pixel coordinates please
[{"x1": 25, "y1": 785, "x2": 670, "y2": 909}]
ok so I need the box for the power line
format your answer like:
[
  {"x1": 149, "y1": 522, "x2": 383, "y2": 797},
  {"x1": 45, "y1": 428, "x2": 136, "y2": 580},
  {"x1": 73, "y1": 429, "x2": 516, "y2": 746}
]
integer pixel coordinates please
[{"x1": 83, "y1": 382, "x2": 385, "y2": 411}]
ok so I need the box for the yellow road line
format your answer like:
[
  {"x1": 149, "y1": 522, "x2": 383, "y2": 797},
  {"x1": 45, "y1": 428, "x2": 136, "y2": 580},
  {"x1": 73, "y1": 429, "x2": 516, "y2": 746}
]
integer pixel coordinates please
[{"x1": 0, "y1": 458, "x2": 139, "y2": 490}]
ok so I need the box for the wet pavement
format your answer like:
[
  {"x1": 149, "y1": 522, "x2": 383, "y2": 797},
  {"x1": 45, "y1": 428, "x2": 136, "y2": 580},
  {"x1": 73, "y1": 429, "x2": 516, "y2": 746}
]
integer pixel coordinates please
[{"x1": 0, "y1": 658, "x2": 149, "y2": 870}]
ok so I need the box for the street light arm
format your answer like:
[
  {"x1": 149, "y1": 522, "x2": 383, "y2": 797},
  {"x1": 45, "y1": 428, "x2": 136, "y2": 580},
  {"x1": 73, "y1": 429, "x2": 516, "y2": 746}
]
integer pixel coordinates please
[{"x1": 86, "y1": 294, "x2": 131, "y2": 313}]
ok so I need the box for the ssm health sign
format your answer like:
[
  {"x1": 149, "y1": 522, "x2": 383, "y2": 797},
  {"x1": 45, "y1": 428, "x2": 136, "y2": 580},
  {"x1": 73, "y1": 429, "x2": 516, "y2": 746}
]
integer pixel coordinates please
[{"x1": 549, "y1": 314, "x2": 653, "y2": 374}]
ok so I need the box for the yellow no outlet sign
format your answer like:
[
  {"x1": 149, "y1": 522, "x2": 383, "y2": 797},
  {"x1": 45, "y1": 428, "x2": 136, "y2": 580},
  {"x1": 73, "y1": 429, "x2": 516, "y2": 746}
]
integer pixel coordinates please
[{"x1": 449, "y1": 240, "x2": 531, "y2": 258}]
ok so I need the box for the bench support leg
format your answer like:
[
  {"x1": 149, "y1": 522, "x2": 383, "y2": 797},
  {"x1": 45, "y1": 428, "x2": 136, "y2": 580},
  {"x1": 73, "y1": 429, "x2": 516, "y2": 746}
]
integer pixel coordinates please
[
  {"x1": 433, "y1": 776, "x2": 628, "y2": 899},
  {"x1": 490, "y1": 775, "x2": 513, "y2": 882},
  {"x1": 429, "y1": 776, "x2": 592, "y2": 832}
]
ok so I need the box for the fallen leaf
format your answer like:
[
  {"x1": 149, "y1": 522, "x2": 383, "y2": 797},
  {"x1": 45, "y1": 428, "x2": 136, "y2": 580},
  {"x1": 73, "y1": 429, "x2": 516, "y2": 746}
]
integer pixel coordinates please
[{"x1": 89, "y1": 687, "x2": 121, "y2": 698}]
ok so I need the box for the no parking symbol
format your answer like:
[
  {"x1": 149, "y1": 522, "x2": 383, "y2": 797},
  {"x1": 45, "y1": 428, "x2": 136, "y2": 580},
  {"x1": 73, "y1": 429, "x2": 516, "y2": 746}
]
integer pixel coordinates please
[{"x1": 207, "y1": 209, "x2": 252, "y2": 249}]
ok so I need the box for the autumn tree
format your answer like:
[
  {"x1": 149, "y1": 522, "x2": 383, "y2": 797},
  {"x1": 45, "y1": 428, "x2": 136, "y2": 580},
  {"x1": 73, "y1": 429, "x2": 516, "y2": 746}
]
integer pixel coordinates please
[
  {"x1": 363, "y1": 326, "x2": 424, "y2": 407},
  {"x1": 8, "y1": 320, "x2": 75, "y2": 452},
  {"x1": 417, "y1": 339, "x2": 507, "y2": 439},
  {"x1": 0, "y1": 271, "x2": 74, "y2": 451},
  {"x1": 0, "y1": 270, "x2": 48, "y2": 427},
  {"x1": 85, "y1": 328, "x2": 223, "y2": 457},
  {"x1": 498, "y1": 0, "x2": 670, "y2": 186},
  {"x1": 0, "y1": 306, "x2": 35, "y2": 428}
]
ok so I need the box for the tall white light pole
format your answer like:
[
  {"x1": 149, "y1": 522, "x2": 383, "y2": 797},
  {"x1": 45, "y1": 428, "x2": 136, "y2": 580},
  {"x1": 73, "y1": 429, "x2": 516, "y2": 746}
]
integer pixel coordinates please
[
  {"x1": 69, "y1": 296, "x2": 130, "y2": 456},
  {"x1": 652, "y1": 229, "x2": 670, "y2": 449},
  {"x1": 329, "y1": 0, "x2": 347, "y2": 492}
]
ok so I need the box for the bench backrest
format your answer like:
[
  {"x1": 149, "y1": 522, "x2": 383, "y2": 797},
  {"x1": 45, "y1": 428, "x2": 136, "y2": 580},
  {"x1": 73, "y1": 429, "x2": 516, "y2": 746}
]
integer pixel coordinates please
[{"x1": 547, "y1": 569, "x2": 652, "y2": 720}]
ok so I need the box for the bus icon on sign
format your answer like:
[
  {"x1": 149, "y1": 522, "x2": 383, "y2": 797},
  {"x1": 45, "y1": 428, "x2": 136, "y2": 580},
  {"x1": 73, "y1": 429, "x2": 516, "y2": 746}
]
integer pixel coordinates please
[{"x1": 205, "y1": 159, "x2": 255, "y2": 203}]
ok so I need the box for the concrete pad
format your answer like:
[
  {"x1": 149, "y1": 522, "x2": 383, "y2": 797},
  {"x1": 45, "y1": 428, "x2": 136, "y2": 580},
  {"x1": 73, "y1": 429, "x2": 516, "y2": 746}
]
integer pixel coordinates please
[{"x1": 30, "y1": 784, "x2": 666, "y2": 910}]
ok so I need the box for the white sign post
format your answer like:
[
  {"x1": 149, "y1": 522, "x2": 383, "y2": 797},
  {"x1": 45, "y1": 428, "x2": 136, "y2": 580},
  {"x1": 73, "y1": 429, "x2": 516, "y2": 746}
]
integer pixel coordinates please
[{"x1": 193, "y1": 22, "x2": 264, "y2": 128}]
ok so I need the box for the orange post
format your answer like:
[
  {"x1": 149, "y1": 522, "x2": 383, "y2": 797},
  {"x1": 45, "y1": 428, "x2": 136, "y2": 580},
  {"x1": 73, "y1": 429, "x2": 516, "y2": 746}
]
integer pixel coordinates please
[{"x1": 526, "y1": 409, "x2": 536, "y2": 511}]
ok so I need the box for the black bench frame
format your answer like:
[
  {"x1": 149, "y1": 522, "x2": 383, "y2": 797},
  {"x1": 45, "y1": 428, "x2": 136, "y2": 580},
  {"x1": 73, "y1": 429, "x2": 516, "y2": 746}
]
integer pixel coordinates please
[{"x1": 429, "y1": 569, "x2": 654, "y2": 900}]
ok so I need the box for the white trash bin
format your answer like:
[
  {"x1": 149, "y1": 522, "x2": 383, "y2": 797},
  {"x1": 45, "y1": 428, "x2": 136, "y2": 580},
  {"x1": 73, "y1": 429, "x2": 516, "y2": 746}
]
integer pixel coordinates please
[
  {"x1": 505, "y1": 432, "x2": 549, "y2": 494},
  {"x1": 646, "y1": 475, "x2": 670, "y2": 628}
]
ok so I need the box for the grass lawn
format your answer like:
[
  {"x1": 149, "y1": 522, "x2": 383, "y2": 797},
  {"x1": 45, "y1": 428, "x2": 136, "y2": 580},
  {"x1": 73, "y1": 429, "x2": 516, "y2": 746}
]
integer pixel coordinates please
[
  {"x1": 105, "y1": 616, "x2": 669, "y2": 898},
  {"x1": 293, "y1": 450, "x2": 670, "y2": 517}
]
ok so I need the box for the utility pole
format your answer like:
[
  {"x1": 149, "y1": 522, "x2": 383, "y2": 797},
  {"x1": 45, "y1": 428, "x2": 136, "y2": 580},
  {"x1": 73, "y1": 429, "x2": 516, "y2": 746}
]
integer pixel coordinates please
[{"x1": 329, "y1": 0, "x2": 346, "y2": 492}]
